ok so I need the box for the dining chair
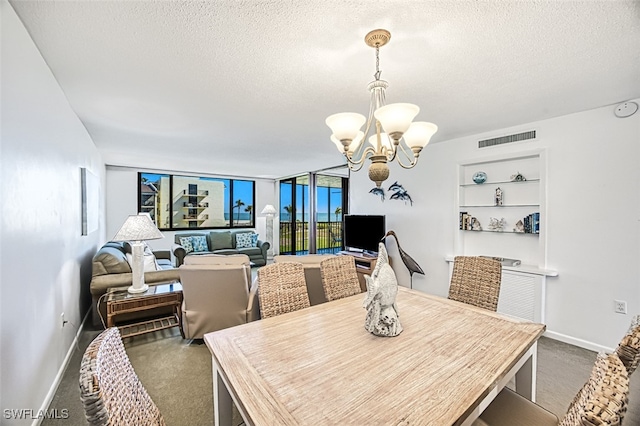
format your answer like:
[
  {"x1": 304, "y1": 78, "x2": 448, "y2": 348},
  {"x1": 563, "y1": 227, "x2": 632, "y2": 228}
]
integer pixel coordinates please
[
  {"x1": 274, "y1": 254, "x2": 336, "y2": 305},
  {"x1": 474, "y1": 352, "x2": 629, "y2": 426},
  {"x1": 615, "y1": 314, "x2": 640, "y2": 375},
  {"x1": 257, "y1": 262, "x2": 310, "y2": 318},
  {"x1": 179, "y1": 261, "x2": 258, "y2": 339},
  {"x1": 448, "y1": 256, "x2": 502, "y2": 311},
  {"x1": 320, "y1": 255, "x2": 362, "y2": 301},
  {"x1": 79, "y1": 327, "x2": 165, "y2": 426}
]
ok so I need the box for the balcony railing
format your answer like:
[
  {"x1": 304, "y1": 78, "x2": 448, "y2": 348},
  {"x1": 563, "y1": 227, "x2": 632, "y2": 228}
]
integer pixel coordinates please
[
  {"x1": 183, "y1": 214, "x2": 208, "y2": 221},
  {"x1": 279, "y1": 221, "x2": 342, "y2": 255}
]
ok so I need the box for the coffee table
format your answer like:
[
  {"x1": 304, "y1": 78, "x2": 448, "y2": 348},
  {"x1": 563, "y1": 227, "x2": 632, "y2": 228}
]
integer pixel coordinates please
[{"x1": 106, "y1": 281, "x2": 184, "y2": 338}]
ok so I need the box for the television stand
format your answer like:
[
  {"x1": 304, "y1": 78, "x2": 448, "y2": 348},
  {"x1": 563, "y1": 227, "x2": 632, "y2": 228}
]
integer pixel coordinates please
[{"x1": 338, "y1": 251, "x2": 377, "y2": 292}]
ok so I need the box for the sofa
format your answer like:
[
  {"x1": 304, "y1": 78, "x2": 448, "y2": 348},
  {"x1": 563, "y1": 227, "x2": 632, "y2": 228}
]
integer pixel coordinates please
[
  {"x1": 90, "y1": 241, "x2": 180, "y2": 325},
  {"x1": 172, "y1": 230, "x2": 269, "y2": 267}
]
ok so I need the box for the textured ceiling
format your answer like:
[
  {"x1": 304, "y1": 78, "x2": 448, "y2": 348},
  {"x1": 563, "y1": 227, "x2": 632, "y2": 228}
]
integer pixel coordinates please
[{"x1": 9, "y1": 0, "x2": 640, "y2": 179}]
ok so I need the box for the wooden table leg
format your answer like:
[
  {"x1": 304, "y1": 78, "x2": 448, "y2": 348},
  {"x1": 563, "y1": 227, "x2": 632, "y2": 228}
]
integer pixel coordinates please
[
  {"x1": 176, "y1": 298, "x2": 185, "y2": 339},
  {"x1": 515, "y1": 341, "x2": 538, "y2": 402},
  {"x1": 213, "y1": 358, "x2": 233, "y2": 426}
]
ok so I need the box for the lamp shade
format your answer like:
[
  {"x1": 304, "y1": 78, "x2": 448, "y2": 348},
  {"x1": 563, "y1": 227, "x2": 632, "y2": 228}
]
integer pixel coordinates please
[
  {"x1": 403, "y1": 122, "x2": 438, "y2": 149},
  {"x1": 332, "y1": 131, "x2": 364, "y2": 153},
  {"x1": 368, "y1": 132, "x2": 393, "y2": 151},
  {"x1": 325, "y1": 113, "x2": 366, "y2": 142},
  {"x1": 112, "y1": 214, "x2": 164, "y2": 242},
  {"x1": 261, "y1": 204, "x2": 277, "y2": 216},
  {"x1": 374, "y1": 103, "x2": 420, "y2": 137}
]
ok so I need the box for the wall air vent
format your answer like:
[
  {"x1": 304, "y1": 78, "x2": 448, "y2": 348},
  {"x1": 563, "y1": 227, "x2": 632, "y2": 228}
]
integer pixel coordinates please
[{"x1": 478, "y1": 130, "x2": 536, "y2": 148}]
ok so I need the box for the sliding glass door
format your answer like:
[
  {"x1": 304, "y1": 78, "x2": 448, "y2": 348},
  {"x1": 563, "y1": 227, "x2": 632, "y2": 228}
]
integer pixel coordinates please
[
  {"x1": 279, "y1": 171, "x2": 348, "y2": 255},
  {"x1": 279, "y1": 176, "x2": 309, "y2": 255}
]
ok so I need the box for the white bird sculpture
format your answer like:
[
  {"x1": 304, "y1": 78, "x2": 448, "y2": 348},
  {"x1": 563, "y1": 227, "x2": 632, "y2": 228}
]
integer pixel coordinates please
[{"x1": 363, "y1": 242, "x2": 403, "y2": 337}]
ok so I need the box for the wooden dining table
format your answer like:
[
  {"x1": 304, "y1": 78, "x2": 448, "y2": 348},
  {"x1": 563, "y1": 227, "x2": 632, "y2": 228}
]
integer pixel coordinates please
[{"x1": 204, "y1": 287, "x2": 546, "y2": 426}]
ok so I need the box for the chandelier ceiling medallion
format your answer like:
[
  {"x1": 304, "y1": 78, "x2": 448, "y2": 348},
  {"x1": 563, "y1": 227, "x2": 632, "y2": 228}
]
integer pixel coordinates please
[{"x1": 326, "y1": 29, "x2": 438, "y2": 187}]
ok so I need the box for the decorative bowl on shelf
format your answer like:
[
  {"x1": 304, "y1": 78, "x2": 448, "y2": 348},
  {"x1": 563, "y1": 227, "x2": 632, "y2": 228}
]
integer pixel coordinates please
[{"x1": 472, "y1": 171, "x2": 487, "y2": 184}]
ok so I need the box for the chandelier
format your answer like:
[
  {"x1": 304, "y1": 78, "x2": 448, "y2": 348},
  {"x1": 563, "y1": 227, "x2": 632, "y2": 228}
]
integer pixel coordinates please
[{"x1": 325, "y1": 29, "x2": 438, "y2": 187}]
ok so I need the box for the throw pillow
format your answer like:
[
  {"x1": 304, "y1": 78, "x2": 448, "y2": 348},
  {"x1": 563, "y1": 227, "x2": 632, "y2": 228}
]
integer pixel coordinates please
[
  {"x1": 125, "y1": 253, "x2": 160, "y2": 272},
  {"x1": 236, "y1": 232, "x2": 255, "y2": 249},
  {"x1": 191, "y1": 235, "x2": 208, "y2": 252},
  {"x1": 210, "y1": 231, "x2": 233, "y2": 250},
  {"x1": 179, "y1": 236, "x2": 194, "y2": 254},
  {"x1": 250, "y1": 233, "x2": 259, "y2": 246}
]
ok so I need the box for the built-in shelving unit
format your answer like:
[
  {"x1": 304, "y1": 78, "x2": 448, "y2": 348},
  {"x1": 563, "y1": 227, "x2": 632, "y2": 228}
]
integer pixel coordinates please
[
  {"x1": 451, "y1": 150, "x2": 556, "y2": 323},
  {"x1": 458, "y1": 153, "x2": 542, "y2": 240}
]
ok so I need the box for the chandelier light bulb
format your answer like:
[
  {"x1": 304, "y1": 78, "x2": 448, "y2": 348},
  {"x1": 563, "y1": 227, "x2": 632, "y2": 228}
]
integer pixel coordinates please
[
  {"x1": 403, "y1": 122, "x2": 438, "y2": 149},
  {"x1": 325, "y1": 113, "x2": 366, "y2": 143}
]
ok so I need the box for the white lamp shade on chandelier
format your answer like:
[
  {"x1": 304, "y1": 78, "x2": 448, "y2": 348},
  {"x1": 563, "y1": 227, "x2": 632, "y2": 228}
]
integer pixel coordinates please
[
  {"x1": 403, "y1": 122, "x2": 439, "y2": 149},
  {"x1": 325, "y1": 113, "x2": 367, "y2": 143},
  {"x1": 112, "y1": 213, "x2": 164, "y2": 294},
  {"x1": 373, "y1": 103, "x2": 420, "y2": 140},
  {"x1": 325, "y1": 29, "x2": 438, "y2": 187},
  {"x1": 368, "y1": 132, "x2": 392, "y2": 151}
]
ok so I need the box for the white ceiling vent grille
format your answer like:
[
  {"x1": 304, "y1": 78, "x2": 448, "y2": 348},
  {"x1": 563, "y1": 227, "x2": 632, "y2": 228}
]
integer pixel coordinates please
[{"x1": 479, "y1": 130, "x2": 536, "y2": 148}]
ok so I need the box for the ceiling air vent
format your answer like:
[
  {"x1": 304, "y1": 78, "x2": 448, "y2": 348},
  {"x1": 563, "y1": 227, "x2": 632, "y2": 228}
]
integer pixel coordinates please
[{"x1": 478, "y1": 130, "x2": 536, "y2": 148}]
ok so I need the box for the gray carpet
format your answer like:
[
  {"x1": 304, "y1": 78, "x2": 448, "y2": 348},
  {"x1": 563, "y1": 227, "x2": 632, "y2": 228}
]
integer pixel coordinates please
[{"x1": 43, "y1": 325, "x2": 640, "y2": 425}]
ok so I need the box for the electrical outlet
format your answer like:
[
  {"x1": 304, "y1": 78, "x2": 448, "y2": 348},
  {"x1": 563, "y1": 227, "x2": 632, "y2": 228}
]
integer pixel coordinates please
[
  {"x1": 614, "y1": 300, "x2": 627, "y2": 314},
  {"x1": 60, "y1": 312, "x2": 66, "y2": 328}
]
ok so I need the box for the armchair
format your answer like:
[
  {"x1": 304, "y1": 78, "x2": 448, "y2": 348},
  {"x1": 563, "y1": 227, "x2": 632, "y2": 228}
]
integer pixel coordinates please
[{"x1": 178, "y1": 256, "x2": 259, "y2": 339}]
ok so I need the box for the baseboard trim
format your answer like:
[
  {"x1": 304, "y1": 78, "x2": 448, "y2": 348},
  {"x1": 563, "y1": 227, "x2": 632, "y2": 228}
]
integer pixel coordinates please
[
  {"x1": 33, "y1": 310, "x2": 89, "y2": 426},
  {"x1": 544, "y1": 330, "x2": 614, "y2": 354}
]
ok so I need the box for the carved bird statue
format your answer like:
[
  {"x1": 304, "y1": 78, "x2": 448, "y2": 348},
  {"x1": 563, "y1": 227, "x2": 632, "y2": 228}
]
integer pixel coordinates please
[{"x1": 382, "y1": 230, "x2": 424, "y2": 289}]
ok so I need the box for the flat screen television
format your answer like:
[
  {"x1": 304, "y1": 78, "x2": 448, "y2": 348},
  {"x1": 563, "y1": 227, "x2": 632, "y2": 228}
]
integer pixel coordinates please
[{"x1": 343, "y1": 215, "x2": 386, "y2": 255}]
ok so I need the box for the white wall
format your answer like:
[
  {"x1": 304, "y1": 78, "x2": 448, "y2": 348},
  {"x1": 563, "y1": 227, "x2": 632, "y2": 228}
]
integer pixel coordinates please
[
  {"x1": 1, "y1": 1, "x2": 105, "y2": 424},
  {"x1": 105, "y1": 167, "x2": 276, "y2": 253},
  {"x1": 350, "y1": 100, "x2": 640, "y2": 351}
]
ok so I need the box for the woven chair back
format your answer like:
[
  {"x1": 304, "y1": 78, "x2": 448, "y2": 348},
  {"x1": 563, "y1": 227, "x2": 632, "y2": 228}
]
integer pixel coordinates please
[
  {"x1": 448, "y1": 256, "x2": 502, "y2": 311},
  {"x1": 559, "y1": 352, "x2": 629, "y2": 426},
  {"x1": 79, "y1": 328, "x2": 165, "y2": 426},
  {"x1": 320, "y1": 256, "x2": 362, "y2": 302},
  {"x1": 257, "y1": 262, "x2": 310, "y2": 318},
  {"x1": 615, "y1": 314, "x2": 640, "y2": 375}
]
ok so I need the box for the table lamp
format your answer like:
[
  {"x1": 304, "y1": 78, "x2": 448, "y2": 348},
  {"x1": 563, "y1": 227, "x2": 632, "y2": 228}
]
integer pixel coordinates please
[
  {"x1": 260, "y1": 204, "x2": 277, "y2": 259},
  {"x1": 112, "y1": 213, "x2": 164, "y2": 293}
]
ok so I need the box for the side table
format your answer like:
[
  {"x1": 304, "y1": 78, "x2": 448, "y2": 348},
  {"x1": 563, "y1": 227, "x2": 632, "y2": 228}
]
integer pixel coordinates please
[{"x1": 106, "y1": 281, "x2": 184, "y2": 338}]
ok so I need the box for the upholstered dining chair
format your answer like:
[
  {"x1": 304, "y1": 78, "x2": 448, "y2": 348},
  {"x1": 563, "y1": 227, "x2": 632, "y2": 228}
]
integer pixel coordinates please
[
  {"x1": 179, "y1": 262, "x2": 258, "y2": 339},
  {"x1": 473, "y1": 352, "x2": 629, "y2": 426},
  {"x1": 320, "y1": 255, "x2": 362, "y2": 301},
  {"x1": 79, "y1": 327, "x2": 165, "y2": 426},
  {"x1": 257, "y1": 262, "x2": 310, "y2": 319},
  {"x1": 448, "y1": 256, "x2": 502, "y2": 312},
  {"x1": 616, "y1": 314, "x2": 640, "y2": 375}
]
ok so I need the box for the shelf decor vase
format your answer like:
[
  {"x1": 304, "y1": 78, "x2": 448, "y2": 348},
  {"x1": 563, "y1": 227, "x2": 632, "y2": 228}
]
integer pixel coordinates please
[{"x1": 472, "y1": 171, "x2": 487, "y2": 184}]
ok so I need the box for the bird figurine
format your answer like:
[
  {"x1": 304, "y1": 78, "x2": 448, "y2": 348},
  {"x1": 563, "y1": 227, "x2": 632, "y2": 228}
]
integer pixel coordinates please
[
  {"x1": 369, "y1": 186, "x2": 385, "y2": 201},
  {"x1": 382, "y1": 230, "x2": 424, "y2": 289},
  {"x1": 363, "y1": 242, "x2": 402, "y2": 337}
]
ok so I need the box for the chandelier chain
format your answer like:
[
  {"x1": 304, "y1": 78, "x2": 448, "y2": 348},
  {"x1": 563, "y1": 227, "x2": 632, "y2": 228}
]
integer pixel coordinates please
[{"x1": 374, "y1": 46, "x2": 381, "y2": 80}]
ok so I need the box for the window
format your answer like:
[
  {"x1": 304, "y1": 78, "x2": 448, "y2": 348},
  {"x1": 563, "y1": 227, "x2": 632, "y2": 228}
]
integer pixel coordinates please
[{"x1": 138, "y1": 173, "x2": 255, "y2": 230}]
